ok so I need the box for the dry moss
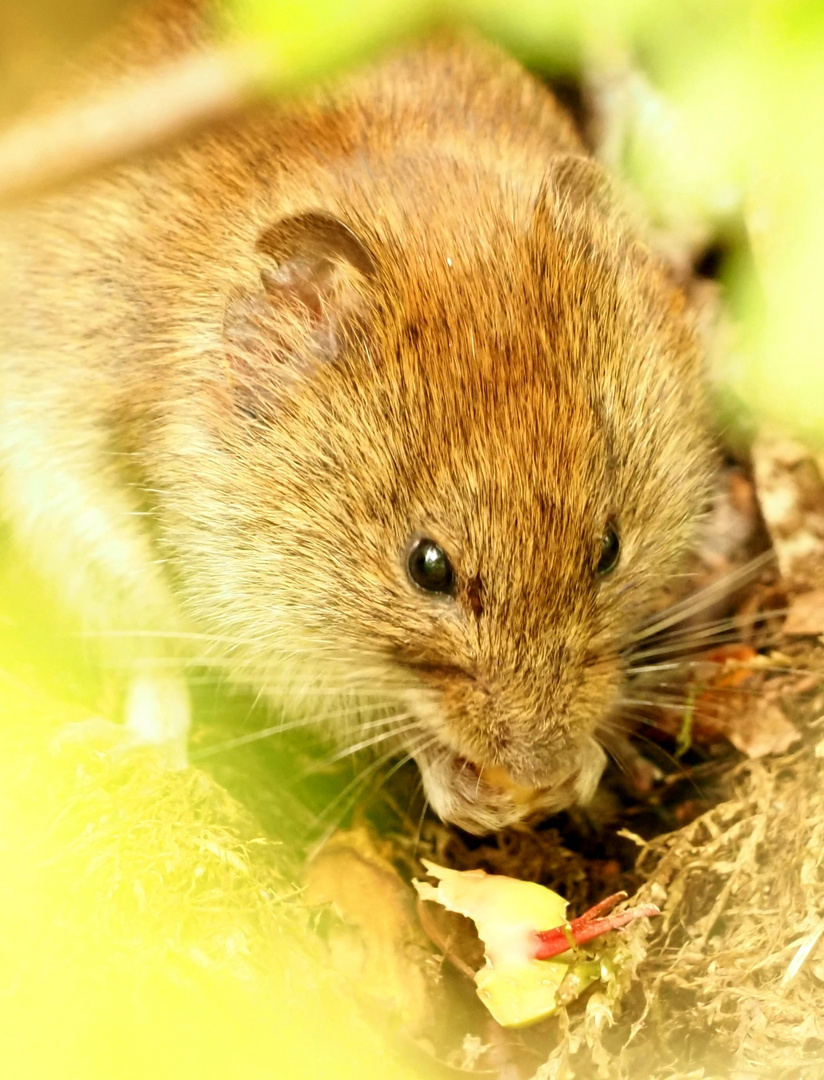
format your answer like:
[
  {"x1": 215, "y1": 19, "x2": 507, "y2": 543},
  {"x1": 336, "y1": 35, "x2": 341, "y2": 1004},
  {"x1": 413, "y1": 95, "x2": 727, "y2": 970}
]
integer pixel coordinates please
[
  {"x1": 539, "y1": 745, "x2": 824, "y2": 1080},
  {"x1": 0, "y1": 669, "x2": 425, "y2": 1080}
]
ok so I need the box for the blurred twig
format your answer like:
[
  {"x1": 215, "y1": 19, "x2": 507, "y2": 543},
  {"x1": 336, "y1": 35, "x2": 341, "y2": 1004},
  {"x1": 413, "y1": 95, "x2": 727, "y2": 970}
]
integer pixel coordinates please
[
  {"x1": 0, "y1": 0, "x2": 432, "y2": 207},
  {"x1": 0, "y1": 45, "x2": 266, "y2": 205}
]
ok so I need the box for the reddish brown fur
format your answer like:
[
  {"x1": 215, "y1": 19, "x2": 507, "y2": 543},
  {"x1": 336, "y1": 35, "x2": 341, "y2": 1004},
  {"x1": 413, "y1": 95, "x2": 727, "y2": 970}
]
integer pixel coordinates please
[{"x1": 0, "y1": 10, "x2": 714, "y2": 832}]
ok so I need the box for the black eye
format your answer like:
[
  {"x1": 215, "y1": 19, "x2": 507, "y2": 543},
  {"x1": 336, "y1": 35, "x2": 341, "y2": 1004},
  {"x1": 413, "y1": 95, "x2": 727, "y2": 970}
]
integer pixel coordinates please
[
  {"x1": 407, "y1": 538, "x2": 455, "y2": 595},
  {"x1": 596, "y1": 523, "x2": 620, "y2": 576}
]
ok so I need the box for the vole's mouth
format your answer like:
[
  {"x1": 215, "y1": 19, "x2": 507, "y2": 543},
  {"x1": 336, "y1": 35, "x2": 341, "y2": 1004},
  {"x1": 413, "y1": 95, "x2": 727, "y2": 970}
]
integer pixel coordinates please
[
  {"x1": 476, "y1": 763, "x2": 541, "y2": 805},
  {"x1": 412, "y1": 740, "x2": 607, "y2": 836},
  {"x1": 413, "y1": 748, "x2": 551, "y2": 835},
  {"x1": 450, "y1": 755, "x2": 541, "y2": 805}
]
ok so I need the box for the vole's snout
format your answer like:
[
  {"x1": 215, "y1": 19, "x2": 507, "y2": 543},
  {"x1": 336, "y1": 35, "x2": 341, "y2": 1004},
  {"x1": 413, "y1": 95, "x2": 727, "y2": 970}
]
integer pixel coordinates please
[
  {"x1": 414, "y1": 735, "x2": 607, "y2": 835},
  {"x1": 399, "y1": 656, "x2": 616, "y2": 832}
]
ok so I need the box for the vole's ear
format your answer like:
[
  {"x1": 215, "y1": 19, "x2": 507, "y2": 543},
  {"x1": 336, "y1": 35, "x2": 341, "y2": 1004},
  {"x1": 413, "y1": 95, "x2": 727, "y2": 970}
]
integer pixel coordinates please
[
  {"x1": 222, "y1": 211, "x2": 376, "y2": 415},
  {"x1": 255, "y1": 210, "x2": 376, "y2": 317}
]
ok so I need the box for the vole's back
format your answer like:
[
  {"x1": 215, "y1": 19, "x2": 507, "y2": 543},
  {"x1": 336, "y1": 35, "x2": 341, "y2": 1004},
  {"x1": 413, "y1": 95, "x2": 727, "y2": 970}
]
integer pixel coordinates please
[{"x1": 0, "y1": 31, "x2": 581, "y2": 431}]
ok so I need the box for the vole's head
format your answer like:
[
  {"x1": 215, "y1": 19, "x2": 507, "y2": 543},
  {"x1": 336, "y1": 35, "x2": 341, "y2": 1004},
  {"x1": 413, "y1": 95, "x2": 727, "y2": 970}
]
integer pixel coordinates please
[{"x1": 167, "y1": 154, "x2": 713, "y2": 834}]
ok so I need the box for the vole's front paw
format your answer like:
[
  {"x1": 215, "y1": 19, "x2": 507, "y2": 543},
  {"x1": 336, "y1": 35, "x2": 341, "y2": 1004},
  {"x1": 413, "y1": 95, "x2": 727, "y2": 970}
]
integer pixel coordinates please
[
  {"x1": 51, "y1": 671, "x2": 190, "y2": 770},
  {"x1": 123, "y1": 671, "x2": 190, "y2": 769}
]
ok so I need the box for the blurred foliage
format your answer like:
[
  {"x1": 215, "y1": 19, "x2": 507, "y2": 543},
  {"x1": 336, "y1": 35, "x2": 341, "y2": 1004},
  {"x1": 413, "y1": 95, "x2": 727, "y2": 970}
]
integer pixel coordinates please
[
  {"x1": 0, "y1": 0, "x2": 135, "y2": 115},
  {"x1": 226, "y1": 0, "x2": 434, "y2": 85},
  {"x1": 0, "y1": 738, "x2": 424, "y2": 1080},
  {"x1": 0, "y1": 533, "x2": 427, "y2": 1080}
]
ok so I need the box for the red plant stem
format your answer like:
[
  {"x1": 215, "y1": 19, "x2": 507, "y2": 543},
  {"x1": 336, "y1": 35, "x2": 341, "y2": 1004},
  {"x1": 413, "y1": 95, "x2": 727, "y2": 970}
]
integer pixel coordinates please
[
  {"x1": 572, "y1": 891, "x2": 627, "y2": 924},
  {"x1": 531, "y1": 896, "x2": 661, "y2": 961}
]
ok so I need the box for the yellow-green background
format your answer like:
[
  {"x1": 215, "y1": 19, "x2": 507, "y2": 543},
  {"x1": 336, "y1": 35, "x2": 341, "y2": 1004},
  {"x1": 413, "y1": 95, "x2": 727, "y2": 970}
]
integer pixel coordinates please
[{"x1": 1, "y1": 2, "x2": 822, "y2": 1078}]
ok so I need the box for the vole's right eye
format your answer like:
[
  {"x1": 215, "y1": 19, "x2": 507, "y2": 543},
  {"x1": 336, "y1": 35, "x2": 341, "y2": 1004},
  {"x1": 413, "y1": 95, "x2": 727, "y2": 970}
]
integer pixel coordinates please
[
  {"x1": 407, "y1": 538, "x2": 455, "y2": 595},
  {"x1": 596, "y1": 523, "x2": 621, "y2": 576}
]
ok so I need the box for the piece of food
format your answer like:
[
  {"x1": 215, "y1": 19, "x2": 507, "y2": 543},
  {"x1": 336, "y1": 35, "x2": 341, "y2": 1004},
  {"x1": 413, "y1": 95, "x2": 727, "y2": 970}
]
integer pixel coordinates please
[
  {"x1": 414, "y1": 861, "x2": 659, "y2": 1028},
  {"x1": 304, "y1": 829, "x2": 438, "y2": 1035}
]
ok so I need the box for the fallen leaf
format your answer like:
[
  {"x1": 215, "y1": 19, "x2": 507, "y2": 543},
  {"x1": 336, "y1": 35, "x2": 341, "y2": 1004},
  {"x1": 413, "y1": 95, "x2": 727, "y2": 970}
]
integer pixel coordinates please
[
  {"x1": 751, "y1": 436, "x2": 824, "y2": 579},
  {"x1": 680, "y1": 646, "x2": 799, "y2": 758},
  {"x1": 783, "y1": 589, "x2": 824, "y2": 636},
  {"x1": 725, "y1": 700, "x2": 801, "y2": 759},
  {"x1": 303, "y1": 827, "x2": 436, "y2": 1035}
]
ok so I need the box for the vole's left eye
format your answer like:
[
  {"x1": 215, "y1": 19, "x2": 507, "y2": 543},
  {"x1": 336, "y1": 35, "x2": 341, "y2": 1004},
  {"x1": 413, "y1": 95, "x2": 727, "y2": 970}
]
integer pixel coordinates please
[
  {"x1": 407, "y1": 538, "x2": 455, "y2": 595},
  {"x1": 596, "y1": 523, "x2": 620, "y2": 576}
]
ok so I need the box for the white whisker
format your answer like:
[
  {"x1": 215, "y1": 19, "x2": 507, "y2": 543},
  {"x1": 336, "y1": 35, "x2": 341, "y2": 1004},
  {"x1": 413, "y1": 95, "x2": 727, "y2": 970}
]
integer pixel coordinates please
[
  {"x1": 191, "y1": 704, "x2": 414, "y2": 760},
  {"x1": 628, "y1": 552, "x2": 775, "y2": 644},
  {"x1": 301, "y1": 715, "x2": 420, "y2": 773},
  {"x1": 307, "y1": 731, "x2": 438, "y2": 848}
]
